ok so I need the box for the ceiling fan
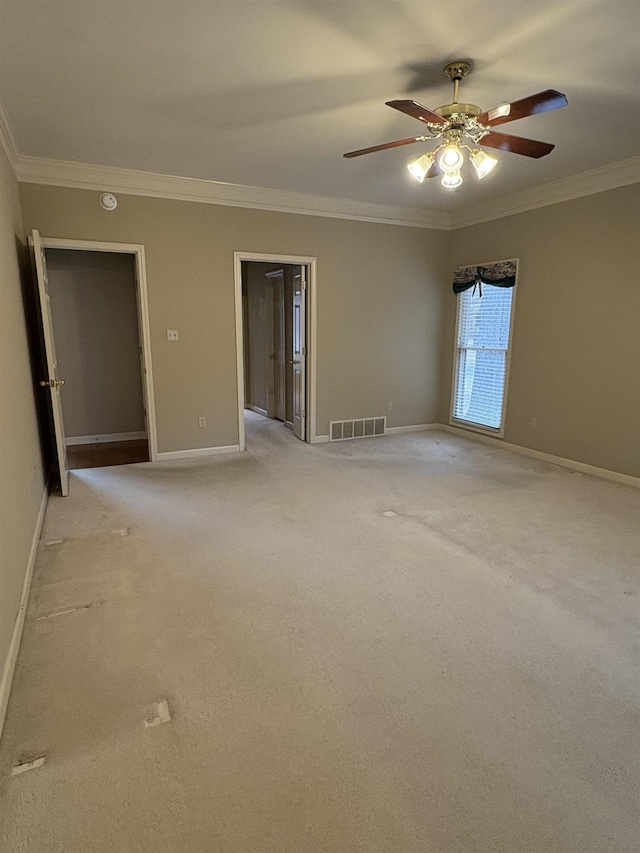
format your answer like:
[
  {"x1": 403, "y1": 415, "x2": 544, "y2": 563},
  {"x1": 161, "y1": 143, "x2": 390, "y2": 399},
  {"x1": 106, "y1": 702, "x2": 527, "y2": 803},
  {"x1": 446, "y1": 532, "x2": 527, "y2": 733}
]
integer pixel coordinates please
[{"x1": 344, "y1": 61, "x2": 568, "y2": 189}]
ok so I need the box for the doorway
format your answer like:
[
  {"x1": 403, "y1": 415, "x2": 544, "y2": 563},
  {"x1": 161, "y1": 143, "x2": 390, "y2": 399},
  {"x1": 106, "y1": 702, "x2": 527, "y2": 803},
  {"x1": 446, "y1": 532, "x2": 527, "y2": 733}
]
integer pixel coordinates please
[
  {"x1": 31, "y1": 234, "x2": 157, "y2": 491},
  {"x1": 234, "y1": 252, "x2": 317, "y2": 451}
]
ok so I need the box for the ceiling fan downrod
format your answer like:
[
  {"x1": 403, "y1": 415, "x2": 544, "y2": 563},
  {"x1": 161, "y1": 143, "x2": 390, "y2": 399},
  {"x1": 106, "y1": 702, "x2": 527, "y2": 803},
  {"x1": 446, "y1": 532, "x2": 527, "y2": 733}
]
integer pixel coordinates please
[
  {"x1": 443, "y1": 61, "x2": 471, "y2": 104},
  {"x1": 436, "y1": 61, "x2": 481, "y2": 120}
]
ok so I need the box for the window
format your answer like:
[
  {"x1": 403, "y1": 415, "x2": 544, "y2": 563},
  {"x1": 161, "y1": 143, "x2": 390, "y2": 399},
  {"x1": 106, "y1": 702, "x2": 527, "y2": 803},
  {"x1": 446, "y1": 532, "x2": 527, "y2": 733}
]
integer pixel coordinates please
[{"x1": 451, "y1": 279, "x2": 515, "y2": 434}]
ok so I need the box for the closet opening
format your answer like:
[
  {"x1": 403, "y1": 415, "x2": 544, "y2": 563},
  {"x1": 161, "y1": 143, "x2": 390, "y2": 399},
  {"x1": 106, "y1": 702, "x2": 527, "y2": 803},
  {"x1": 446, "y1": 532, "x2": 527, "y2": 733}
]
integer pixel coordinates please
[
  {"x1": 30, "y1": 232, "x2": 157, "y2": 492},
  {"x1": 47, "y1": 249, "x2": 148, "y2": 469}
]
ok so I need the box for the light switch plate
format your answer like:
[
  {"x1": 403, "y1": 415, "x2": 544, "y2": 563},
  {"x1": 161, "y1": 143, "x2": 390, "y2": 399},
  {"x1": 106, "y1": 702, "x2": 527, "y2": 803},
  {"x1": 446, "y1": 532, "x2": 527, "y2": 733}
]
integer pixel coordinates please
[{"x1": 167, "y1": 329, "x2": 179, "y2": 341}]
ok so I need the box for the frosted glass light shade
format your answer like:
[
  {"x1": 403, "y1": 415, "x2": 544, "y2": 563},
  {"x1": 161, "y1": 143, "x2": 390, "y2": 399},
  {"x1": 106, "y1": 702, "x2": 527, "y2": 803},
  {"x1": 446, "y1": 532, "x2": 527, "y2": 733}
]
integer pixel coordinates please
[
  {"x1": 440, "y1": 144, "x2": 464, "y2": 172},
  {"x1": 470, "y1": 149, "x2": 498, "y2": 179},
  {"x1": 441, "y1": 170, "x2": 463, "y2": 189},
  {"x1": 407, "y1": 152, "x2": 436, "y2": 183}
]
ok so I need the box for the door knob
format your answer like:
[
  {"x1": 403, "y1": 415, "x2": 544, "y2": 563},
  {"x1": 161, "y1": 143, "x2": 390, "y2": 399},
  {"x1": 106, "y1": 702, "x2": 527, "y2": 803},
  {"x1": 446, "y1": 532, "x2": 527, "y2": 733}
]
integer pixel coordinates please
[
  {"x1": 289, "y1": 359, "x2": 300, "y2": 365},
  {"x1": 40, "y1": 379, "x2": 65, "y2": 387}
]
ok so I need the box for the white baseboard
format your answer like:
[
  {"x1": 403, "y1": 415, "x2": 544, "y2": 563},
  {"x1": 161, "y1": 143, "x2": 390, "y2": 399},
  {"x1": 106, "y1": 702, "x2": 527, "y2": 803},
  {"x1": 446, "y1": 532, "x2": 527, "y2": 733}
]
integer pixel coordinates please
[
  {"x1": 66, "y1": 431, "x2": 147, "y2": 445},
  {"x1": 155, "y1": 444, "x2": 240, "y2": 461},
  {"x1": 386, "y1": 423, "x2": 439, "y2": 435},
  {"x1": 440, "y1": 424, "x2": 640, "y2": 488},
  {"x1": 0, "y1": 487, "x2": 48, "y2": 743},
  {"x1": 318, "y1": 421, "x2": 637, "y2": 486}
]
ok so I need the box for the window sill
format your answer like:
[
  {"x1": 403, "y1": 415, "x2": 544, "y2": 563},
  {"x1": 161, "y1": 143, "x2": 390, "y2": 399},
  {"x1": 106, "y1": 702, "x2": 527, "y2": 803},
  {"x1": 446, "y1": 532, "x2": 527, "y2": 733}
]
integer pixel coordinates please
[{"x1": 449, "y1": 418, "x2": 504, "y2": 439}]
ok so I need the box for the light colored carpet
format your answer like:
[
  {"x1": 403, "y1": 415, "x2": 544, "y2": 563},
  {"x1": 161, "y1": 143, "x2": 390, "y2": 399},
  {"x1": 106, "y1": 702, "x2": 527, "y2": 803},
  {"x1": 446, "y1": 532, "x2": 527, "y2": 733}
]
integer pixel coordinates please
[{"x1": 1, "y1": 413, "x2": 638, "y2": 852}]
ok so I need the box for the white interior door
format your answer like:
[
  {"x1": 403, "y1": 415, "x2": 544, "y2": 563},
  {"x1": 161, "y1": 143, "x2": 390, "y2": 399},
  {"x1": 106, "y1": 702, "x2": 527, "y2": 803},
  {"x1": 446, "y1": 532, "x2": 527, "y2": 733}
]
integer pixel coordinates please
[
  {"x1": 29, "y1": 229, "x2": 69, "y2": 495},
  {"x1": 265, "y1": 282, "x2": 276, "y2": 419},
  {"x1": 269, "y1": 272, "x2": 286, "y2": 422},
  {"x1": 292, "y1": 266, "x2": 306, "y2": 440}
]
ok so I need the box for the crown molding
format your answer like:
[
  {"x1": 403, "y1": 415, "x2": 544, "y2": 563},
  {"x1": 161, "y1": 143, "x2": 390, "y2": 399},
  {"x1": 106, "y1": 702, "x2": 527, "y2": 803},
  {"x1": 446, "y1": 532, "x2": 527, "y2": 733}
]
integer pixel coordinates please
[
  {"x1": 10, "y1": 139, "x2": 638, "y2": 232},
  {"x1": 15, "y1": 154, "x2": 451, "y2": 230},
  {"x1": 0, "y1": 100, "x2": 19, "y2": 173},
  {"x1": 450, "y1": 158, "x2": 640, "y2": 229}
]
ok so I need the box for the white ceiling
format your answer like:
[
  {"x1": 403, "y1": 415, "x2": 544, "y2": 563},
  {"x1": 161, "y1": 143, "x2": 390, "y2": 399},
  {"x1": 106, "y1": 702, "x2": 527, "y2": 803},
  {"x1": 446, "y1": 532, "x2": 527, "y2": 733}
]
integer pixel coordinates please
[{"x1": 1, "y1": 1, "x2": 638, "y2": 213}]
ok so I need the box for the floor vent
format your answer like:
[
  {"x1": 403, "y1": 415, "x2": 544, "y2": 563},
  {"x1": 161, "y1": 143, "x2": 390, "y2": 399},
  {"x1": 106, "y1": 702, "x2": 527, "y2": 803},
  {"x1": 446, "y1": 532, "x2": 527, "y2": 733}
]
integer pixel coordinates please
[{"x1": 330, "y1": 417, "x2": 386, "y2": 441}]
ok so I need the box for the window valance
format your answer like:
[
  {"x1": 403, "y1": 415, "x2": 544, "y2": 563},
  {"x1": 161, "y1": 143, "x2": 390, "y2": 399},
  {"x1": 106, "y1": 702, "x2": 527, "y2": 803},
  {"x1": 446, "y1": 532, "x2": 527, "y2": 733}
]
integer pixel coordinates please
[{"x1": 453, "y1": 259, "x2": 518, "y2": 294}]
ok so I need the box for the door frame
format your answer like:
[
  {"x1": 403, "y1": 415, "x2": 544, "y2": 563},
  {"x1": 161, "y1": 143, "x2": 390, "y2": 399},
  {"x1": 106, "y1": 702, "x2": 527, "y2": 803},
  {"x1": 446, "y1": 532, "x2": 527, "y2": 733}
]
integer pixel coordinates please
[
  {"x1": 39, "y1": 237, "x2": 159, "y2": 461},
  {"x1": 233, "y1": 252, "x2": 317, "y2": 451}
]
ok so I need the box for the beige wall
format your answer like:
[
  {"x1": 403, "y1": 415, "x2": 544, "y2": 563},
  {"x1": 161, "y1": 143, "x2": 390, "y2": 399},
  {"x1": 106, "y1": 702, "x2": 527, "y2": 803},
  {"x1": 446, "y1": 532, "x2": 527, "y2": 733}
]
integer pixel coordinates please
[
  {"x1": 18, "y1": 179, "x2": 637, "y2": 476},
  {"x1": 0, "y1": 146, "x2": 45, "y2": 718},
  {"x1": 19, "y1": 184, "x2": 450, "y2": 451},
  {"x1": 442, "y1": 184, "x2": 640, "y2": 477},
  {"x1": 46, "y1": 249, "x2": 145, "y2": 438}
]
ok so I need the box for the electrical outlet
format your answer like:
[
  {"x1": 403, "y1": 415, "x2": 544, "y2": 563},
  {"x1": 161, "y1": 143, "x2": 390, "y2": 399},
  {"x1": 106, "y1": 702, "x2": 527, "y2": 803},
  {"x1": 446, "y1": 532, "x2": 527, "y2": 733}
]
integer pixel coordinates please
[
  {"x1": 167, "y1": 329, "x2": 179, "y2": 341},
  {"x1": 529, "y1": 417, "x2": 537, "y2": 428},
  {"x1": 387, "y1": 402, "x2": 392, "y2": 412},
  {"x1": 198, "y1": 417, "x2": 206, "y2": 428}
]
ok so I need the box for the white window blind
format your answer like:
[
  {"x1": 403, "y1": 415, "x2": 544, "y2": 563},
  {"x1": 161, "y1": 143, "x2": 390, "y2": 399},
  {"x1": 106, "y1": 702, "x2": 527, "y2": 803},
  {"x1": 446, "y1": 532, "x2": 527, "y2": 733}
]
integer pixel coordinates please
[{"x1": 452, "y1": 285, "x2": 514, "y2": 431}]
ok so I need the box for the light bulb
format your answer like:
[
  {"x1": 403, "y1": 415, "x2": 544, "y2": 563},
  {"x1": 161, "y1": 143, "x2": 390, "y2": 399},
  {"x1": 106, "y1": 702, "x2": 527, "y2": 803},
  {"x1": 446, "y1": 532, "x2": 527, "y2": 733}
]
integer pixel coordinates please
[
  {"x1": 470, "y1": 149, "x2": 498, "y2": 179},
  {"x1": 407, "y1": 152, "x2": 436, "y2": 184},
  {"x1": 440, "y1": 144, "x2": 464, "y2": 172},
  {"x1": 441, "y1": 170, "x2": 463, "y2": 190}
]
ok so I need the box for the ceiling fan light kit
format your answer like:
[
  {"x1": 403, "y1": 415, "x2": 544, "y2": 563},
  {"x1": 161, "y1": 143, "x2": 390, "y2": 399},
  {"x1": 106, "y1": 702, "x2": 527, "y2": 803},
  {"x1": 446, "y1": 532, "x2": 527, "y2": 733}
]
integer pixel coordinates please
[
  {"x1": 441, "y1": 169, "x2": 463, "y2": 190},
  {"x1": 407, "y1": 151, "x2": 436, "y2": 184},
  {"x1": 440, "y1": 143, "x2": 465, "y2": 172},
  {"x1": 344, "y1": 61, "x2": 567, "y2": 192},
  {"x1": 469, "y1": 148, "x2": 499, "y2": 179}
]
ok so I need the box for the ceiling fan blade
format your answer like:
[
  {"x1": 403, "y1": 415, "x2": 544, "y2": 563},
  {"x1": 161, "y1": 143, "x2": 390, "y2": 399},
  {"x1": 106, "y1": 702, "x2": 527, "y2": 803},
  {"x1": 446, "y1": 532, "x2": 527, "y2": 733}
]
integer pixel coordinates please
[
  {"x1": 343, "y1": 136, "x2": 426, "y2": 158},
  {"x1": 386, "y1": 100, "x2": 448, "y2": 125},
  {"x1": 477, "y1": 90, "x2": 567, "y2": 127},
  {"x1": 480, "y1": 131, "x2": 555, "y2": 158}
]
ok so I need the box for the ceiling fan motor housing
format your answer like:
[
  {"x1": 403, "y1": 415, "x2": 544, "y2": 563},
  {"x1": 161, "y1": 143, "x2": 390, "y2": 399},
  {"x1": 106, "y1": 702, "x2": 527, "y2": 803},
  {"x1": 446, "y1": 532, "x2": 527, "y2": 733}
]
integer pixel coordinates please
[
  {"x1": 444, "y1": 61, "x2": 471, "y2": 81},
  {"x1": 434, "y1": 102, "x2": 482, "y2": 120}
]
